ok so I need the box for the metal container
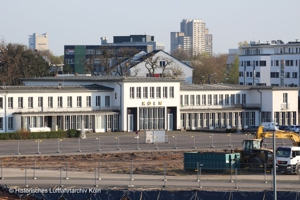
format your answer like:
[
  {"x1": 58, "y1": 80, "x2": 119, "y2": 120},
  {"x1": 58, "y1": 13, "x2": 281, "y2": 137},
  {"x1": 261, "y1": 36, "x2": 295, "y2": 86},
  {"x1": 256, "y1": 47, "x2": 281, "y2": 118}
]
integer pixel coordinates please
[{"x1": 184, "y1": 152, "x2": 240, "y2": 171}]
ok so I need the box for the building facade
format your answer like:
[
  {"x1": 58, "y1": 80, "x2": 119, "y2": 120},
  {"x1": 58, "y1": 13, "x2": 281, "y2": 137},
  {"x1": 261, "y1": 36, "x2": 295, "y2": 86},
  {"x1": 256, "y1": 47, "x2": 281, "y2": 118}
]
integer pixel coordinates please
[
  {"x1": 29, "y1": 33, "x2": 48, "y2": 51},
  {"x1": 0, "y1": 77, "x2": 297, "y2": 133},
  {"x1": 238, "y1": 40, "x2": 300, "y2": 86},
  {"x1": 171, "y1": 19, "x2": 213, "y2": 56}
]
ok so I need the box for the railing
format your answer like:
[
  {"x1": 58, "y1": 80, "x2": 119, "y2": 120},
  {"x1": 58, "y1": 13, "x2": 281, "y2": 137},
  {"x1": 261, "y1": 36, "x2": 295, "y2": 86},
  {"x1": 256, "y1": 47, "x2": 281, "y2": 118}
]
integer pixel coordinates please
[
  {"x1": 180, "y1": 104, "x2": 261, "y2": 109},
  {"x1": 281, "y1": 103, "x2": 290, "y2": 110},
  {"x1": 12, "y1": 106, "x2": 120, "y2": 113}
]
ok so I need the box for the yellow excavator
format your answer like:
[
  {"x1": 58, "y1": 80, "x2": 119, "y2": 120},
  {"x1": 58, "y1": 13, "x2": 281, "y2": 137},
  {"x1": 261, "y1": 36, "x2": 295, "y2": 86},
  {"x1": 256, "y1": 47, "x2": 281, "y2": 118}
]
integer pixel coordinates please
[{"x1": 237, "y1": 126, "x2": 300, "y2": 169}]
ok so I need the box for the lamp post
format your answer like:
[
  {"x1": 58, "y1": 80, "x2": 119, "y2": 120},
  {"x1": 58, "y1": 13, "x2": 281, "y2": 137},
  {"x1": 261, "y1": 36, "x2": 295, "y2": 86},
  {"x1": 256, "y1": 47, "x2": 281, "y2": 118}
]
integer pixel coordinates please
[
  {"x1": 191, "y1": 135, "x2": 196, "y2": 149},
  {"x1": 210, "y1": 134, "x2": 215, "y2": 148},
  {"x1": 57, "y1": 138, "x2": 62, "y2": 153},
  {"x1": 136, "y1": 135, "x2": 140, "y2": 150},
  {"x1": 35, "y1": 139, "x2": 42, "y2": 154},
  {"x1": 116, "y1": 136, "x2": 121, "y2": 150},
  {"x1": 228, "y1": 133, "x2": 233, "y2": 147},
  {"x1": 173, "y1": 136, "x2": 178, "y2": 149},
  {"x1": 96, "y1": 137, "x2": 101, "y2": 151}
]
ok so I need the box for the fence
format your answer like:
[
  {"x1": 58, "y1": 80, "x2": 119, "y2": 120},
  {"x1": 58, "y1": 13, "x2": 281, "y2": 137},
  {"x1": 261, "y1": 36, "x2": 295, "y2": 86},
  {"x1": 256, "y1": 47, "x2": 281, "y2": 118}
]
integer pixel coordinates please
[{"x1": 0, "y1": 161, "x2": 300, "y2": 190}]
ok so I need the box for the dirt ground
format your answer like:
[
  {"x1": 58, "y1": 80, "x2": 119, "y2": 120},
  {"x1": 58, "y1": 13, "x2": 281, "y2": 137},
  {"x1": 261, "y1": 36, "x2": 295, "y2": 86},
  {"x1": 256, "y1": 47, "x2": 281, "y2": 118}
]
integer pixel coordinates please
[
  {"x1": 0, "y1": 151, "x2": 189, "y2": 199},
  {"x1": 1, "y1": 151, "x2": 189, "y2": 176}
]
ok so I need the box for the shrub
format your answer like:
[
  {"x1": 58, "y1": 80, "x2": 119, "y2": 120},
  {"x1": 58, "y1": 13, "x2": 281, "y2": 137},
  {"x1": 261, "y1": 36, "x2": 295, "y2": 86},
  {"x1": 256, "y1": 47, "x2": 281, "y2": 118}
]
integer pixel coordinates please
[{"x1": 225, "y1": 128, "x2": 237, "y2": 133}]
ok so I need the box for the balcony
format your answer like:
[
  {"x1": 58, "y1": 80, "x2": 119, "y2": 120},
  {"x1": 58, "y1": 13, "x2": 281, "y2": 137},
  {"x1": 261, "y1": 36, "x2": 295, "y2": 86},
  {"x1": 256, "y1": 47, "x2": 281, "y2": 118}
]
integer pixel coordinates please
[{"x1": 281, "y1": 103, "x2": 290, "y2": 110}]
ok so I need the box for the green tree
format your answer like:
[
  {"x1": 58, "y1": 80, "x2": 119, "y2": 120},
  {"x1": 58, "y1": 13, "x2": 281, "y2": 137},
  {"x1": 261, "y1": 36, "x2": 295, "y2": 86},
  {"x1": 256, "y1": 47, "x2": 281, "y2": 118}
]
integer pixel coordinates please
[
  {"x1": 0, "y1": 40, "x2": 51, "y2": 85},
  {"x1": 226, "y1": 56, "x2": 239, "y2": 84}
]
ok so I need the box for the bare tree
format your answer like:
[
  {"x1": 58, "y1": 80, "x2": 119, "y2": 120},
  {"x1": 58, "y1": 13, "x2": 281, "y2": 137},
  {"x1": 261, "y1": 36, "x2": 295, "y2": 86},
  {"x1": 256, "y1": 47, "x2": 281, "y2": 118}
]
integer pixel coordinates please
[
  {"x1": 171, "y1": 48, "x2": 190, "y2": 60},
  {"x1": 192, "y1": 53, "x2": 228, "y2": 84},
  {"x1": 141, "y1": 53, "x2": 175, "y2": 77}
]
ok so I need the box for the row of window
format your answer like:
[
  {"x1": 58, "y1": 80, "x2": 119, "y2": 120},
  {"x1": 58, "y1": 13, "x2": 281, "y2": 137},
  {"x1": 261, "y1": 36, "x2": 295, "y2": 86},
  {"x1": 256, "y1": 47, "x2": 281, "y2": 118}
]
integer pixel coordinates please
[
  {"x1": 130, "y1": 86, "x2": 174, "y2": 99},
  {"x1": 243, "y1": 47, "x2": 300, "y2": 55},
  {"x1": 270, "y1": 72, "x2": 298, "y2": 78},
  {"x1": 239, "y1": 71, "x2": 260, "y2": 78},
  {"x1": 241, "y1": 60, "x2": 266, "y2": 67},
  {"x1": 0, "y1": 96, "x2": 111, "y2": 109},
  {"x1": 180, "y1": 94, "x2": 247, "y2": 106},
  {"x1": 239, "y1": 72, "x2": 298, "y2": 78},
  {"x1": 241, "y1": 60, "x2": 300, "y2": 67}
]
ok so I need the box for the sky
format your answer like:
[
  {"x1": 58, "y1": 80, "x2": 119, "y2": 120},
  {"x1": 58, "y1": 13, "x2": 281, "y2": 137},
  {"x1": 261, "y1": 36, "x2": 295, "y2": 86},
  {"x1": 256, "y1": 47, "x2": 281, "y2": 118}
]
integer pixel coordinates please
[{"x1": 1, "y1": 0, "x2": 300, "y2": 56}]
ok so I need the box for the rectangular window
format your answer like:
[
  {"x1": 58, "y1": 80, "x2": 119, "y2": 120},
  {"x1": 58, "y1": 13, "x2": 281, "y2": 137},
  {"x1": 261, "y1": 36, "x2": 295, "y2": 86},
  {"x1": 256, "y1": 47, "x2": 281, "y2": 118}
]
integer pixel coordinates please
[
  {"x1": 283, "y1": 93, "x2": 288, "y2": 103},
  {"x1": 213, "y1": 94, "x2": 218, "y2": 105},
  {"x1": 96, "y1": 96, "x2": 101, "y2": 106},
  {"x1": 219, "y1": 94, "x2": 223, "y2": 105},
  {"x1": 86, "y1": 96, "x2": 91, "y2": 107},
  {"x1": 8, "y1": 117, "x2": 13, "y2": 130},
  {"x1": 136, "y1": 87, "x2": 141, "y2": 98},
  {"x1": 184, "y1": 95, "x2": 188, "y2": 105},
  {"x1": 285, "y1": 72, "x2": 290, "y2": 78},
  {"x1": 292, "y1": 72, "x2": 297, "y2": 78},
  {"x1": 160, "y1": 61, "x2": 166, "y2": 67},
  {"x1": 105, "y1": 96, "x2": 110, "y2": 107},
  {"x1": 190, "y1": 95, "x2": 194, "y2": 106},
  {"x1": 242, "y1": 94, "x2": 246, "y2": 104},
  {"x1": 0, "y1": 117, "x2": 2, "y2": 130},
  {"x1": 180, "y1": 95, "x2": 183, "y2": 106},
  {"x1": 18, "y1": 97, "x2": 23, "y2": 108},
  {"x1": 0, "y1": 98, "x2": 2, "y2": 109},
  {"x1": 236, "y1": 94, "x2": 241, "y2": 104},
  {"x1": 77, "y1": 96, "x2": 82, "y2": 107},
  {"x1": 48, "y1": 97, "x2": 53, "y2": 108},
  {"x1": 256, "y1": 72, "x2": 260, "y2": 77},
  {"x1": 196, "y1": 95, "x2": 200, "y2": 105},
  {"x1": 259, "y1": 60, "x2": 266, "y2": 66},
  {"x1": 270, "y1": 72, "x2": 279, "y2": 78},
  {"x1": 38, "y1": 97, "x2": 43, "y2": 107},
  {"x1": 163, "y1": 87, "x2": 168, "y2": 98},
  {"x1": 143, "y1": 87, "x2": 148, "y2": 98},
  {"x1": 8, "y1": 97, "x2": 13, "y2": 109},
  {"x1": 225, "y1": 94, "x2": 229, "y2": 105},
  {"x1": 169, "y1": 87, "x2": 174, "y2": 98},
  {"x1": 230, "y1": 94, "x2": 235, "y2": 104},
  {"x1": 150, "y1": 87, "x2": 154, "y2": 98},
  {"x1": 28, "y1": 97, "x2": 33, "y2": 108},
  {"x1": 156, "y1": 87, "x2": 161, "y2": 98},
  {"x1": 58, "y1": 96, "x2": 62, "y2": 108},
  {"x1": 130, "y1": 87, "x2": 134, "y2": 98},
  {"x1": 208, "y1": 95, "x2": 212, "y2": 105},
  {"x1": 67, "y1": 96, "x2": 72, "y2": 107},
  {"x1": 202, "y1": 95, "x2": 206, "y2": 105},
  {"x1": 239, "y1": 72, "x2": 243, "y2": 77}
]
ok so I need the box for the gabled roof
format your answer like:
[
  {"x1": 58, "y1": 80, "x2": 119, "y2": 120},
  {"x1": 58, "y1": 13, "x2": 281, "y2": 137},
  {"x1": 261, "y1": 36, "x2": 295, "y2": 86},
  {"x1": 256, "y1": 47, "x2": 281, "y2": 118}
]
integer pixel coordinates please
[{"x1": 130, "y1": 50, "x2": 193, "y2": 69}]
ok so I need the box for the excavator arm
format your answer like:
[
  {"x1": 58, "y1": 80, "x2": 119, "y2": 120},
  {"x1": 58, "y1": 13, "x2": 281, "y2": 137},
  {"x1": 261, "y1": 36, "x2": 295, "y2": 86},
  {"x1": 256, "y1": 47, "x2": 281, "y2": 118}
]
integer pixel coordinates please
[{"x1": 255, "y1": 126, "x2": 300, "y2": 146}]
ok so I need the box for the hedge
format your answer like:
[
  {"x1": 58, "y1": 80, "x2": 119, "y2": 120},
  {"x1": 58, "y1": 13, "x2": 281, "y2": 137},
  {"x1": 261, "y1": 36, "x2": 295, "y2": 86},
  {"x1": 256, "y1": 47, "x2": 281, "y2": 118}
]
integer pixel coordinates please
[
  {"x1": 0, "y1": 129, "x2": 81, "y2": 140},
  {"x1": 225, "y1": 128, "x2": 237, "y2": 133}
]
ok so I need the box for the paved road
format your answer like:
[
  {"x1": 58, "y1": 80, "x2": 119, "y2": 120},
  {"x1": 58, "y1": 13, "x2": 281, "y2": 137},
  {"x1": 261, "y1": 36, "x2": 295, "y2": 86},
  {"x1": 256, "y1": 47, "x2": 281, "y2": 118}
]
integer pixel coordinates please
[
  {"x1": 1, "y1": 168, "x2": 300, "y2": 191},
  {"x1": 0, "y1": 131, "x2": 292, "y2": 156}
]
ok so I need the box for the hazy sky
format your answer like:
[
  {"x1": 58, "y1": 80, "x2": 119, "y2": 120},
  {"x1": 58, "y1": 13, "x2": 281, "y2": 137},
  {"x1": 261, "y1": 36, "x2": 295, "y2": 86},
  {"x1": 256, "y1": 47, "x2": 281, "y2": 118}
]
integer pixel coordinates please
[{"x1": 1, "y1": 0, "x2": 299, "y2": 56}]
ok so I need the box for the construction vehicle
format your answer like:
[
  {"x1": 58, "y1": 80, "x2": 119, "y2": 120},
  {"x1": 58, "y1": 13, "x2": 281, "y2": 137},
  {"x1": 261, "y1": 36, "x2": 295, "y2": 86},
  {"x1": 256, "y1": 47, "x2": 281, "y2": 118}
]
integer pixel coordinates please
[{"x1": 238, "y1": 126, "x2": 300, "y2": 170}]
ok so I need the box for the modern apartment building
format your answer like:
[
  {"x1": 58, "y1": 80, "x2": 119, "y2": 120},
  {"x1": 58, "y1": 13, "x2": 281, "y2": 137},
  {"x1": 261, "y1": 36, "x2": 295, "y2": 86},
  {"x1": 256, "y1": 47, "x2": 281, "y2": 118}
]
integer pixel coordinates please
[
  {"x1": 238, "y1": 40, "x2": 300, "y2": 86},
  {"x1": 64, "y1": 34, "x2": 164, "y2": 73},
  {"x1": 170, "y1": 19, "x2": 213, "y2": 56},
  {"x1": 28, "y1": 33, "x2": 48, "y2": 51}
]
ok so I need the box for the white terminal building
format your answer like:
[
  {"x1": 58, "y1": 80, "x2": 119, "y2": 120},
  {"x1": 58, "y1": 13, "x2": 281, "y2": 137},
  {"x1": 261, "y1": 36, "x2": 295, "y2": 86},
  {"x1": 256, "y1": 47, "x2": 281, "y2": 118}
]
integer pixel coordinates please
[
  {"x1": 0, "y1": 76, "x2": 298, "y2": 133},
  {"x1": 239, "y1": 39, "x2": 300, "y2": 86}
]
